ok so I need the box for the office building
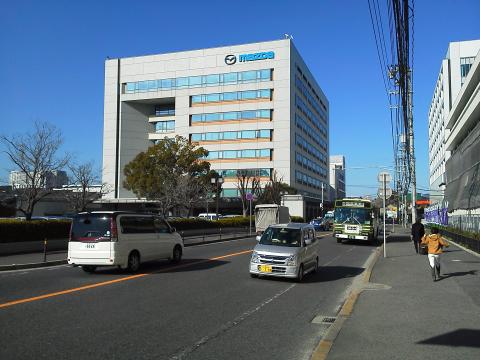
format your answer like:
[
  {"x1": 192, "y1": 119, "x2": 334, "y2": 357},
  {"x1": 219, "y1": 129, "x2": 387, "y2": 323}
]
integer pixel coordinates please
[
  {"x1": 102, "y1": 39, "x2": 329, "y2": 201},
  {"x1": 329, "y1": 155, "x2": 346, "y2": 200},
  {"x1": 9, "y1": 170, "x2": 68, "y2": 189},
  {"x1": 428, "y1": 40, "x2": 480, "y2": 203}
]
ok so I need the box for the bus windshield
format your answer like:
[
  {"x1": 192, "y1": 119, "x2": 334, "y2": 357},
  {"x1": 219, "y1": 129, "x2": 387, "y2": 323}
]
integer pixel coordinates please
[{"x1": 334, "y1": 208, "x2": 371, "y2": 225}]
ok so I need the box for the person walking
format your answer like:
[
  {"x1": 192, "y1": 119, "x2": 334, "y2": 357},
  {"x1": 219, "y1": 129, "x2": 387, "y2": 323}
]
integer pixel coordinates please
[
  {"x1": 411, "y1": 218, "x2": 425, "y2": 254},
  {"x1": 421, "y1": 227, "x2": 449, "y2": 281}
]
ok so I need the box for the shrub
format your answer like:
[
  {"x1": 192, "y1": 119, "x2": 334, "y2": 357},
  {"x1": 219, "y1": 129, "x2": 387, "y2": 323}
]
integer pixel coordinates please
[
  {"x1": 290, "y1": 216, "x2": 305, "y2": 223},
  {"x1": 168, "y1": 216, "x2": 253, "y2": 231},
  {"x1": 0, "y1": 219, "x2": 71, "y2": 243}
]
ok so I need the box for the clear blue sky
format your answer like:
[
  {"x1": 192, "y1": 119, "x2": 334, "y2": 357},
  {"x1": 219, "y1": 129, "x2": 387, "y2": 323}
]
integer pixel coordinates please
[{"x1": 1, "y1": 0, "x2": 479, "y2": 197}]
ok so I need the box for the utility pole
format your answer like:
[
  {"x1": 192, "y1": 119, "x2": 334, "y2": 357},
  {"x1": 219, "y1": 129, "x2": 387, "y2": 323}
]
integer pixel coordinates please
[{"x1": 408, "y1": 68, "x2": 417, "y2": 224}]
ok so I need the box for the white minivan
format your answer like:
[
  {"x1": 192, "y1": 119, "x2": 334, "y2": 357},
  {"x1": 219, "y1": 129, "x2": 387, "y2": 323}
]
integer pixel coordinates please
[{"x1": 68, "y1": 212, "x2": 183, "y2": 273}]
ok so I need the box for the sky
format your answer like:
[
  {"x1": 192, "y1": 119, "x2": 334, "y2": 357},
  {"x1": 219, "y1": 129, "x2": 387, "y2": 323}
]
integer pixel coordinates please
[{"x1": 0, "y1": 0, "x2": 479, "y2": 198}]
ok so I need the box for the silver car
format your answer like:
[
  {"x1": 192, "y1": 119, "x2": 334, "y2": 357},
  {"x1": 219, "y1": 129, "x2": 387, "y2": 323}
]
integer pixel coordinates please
[{"x1": 249, "y1": 223, "x2": 319, "y2": 281}]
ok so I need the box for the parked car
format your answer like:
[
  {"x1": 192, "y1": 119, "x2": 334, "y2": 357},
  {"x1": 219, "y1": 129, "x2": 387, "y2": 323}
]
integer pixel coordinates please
[
  {"x1": 68, "y1": 211, "x2": 183, "y2": 273},
  {"x1": 249, "y1": 223, "x2": 319, "y2": 282}
]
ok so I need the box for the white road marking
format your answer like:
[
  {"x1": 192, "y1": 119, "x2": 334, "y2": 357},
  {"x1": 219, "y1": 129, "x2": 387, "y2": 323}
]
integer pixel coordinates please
[{"x1": 168, "y1": 284, "x2": 296, "y2": 359}]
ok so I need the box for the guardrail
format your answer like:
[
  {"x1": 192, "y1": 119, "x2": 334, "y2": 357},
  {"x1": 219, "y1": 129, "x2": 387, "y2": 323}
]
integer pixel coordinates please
[
  {"x1": 438, "y1": 228, "x2": 480, "y2": 254},
  {"x1": 181, "y1": 227, "x2": 253, "y2": 246}
]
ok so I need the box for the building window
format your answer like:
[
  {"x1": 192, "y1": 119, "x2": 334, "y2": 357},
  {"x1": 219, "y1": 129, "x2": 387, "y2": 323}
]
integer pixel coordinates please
[
  {"x1": 190, "y1": 89, "x2": 272, "y2": 105},
  {"x1": 190, "y1": 109, "x2": 272, "y2": 124},
  {"x1": 205, "y1": 149, "x2": 272, "y2": 160},
  {"x1": 124, "y1": 69, "x2": 273, "y2": 94},
  {"x1": 155, "y1": 121, "x2": 175, "y2": 133},
  {"x1": 460, "y1": 57, "x2": 475, "y2": 85}
]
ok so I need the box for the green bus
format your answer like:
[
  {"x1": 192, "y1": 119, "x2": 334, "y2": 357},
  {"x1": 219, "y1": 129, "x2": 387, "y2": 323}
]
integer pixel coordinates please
[{"x1": 333, "y1": 198, "x2": 379, "y2": 244}]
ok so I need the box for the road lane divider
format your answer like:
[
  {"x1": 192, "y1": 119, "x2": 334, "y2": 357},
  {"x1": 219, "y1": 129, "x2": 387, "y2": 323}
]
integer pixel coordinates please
[{"x1": 0, "y1": 249, "x2": 253, "y2": 310}]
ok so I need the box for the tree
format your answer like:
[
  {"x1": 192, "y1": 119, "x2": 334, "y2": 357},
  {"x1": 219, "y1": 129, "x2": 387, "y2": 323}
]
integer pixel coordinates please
[
  {"x1": 123, "y1": 136, "x2": 210, "y2": 217},
  {"x1": 65, "y1": 161, "x2": 111, "y2": 213},
  {"x1": 0, "y1": 121, "x2": 69, "y2": 220},
  {"x1": 257, "y1": 170, "x2": 297, "y2": 205},
  {"x1": 235, "y1": 170, "x2": 262, "y2": 216}
]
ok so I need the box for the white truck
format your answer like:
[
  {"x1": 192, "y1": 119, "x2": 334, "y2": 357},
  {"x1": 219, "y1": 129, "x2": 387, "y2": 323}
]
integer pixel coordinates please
[{"x1": 255, "y1": 204, "x2": 290, "y2": 234}]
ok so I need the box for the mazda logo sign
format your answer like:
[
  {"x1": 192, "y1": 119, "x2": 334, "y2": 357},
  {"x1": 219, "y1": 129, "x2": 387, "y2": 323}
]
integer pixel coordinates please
[{"x1": 225, "y1": 54, "x2": 236, "y2": 65}]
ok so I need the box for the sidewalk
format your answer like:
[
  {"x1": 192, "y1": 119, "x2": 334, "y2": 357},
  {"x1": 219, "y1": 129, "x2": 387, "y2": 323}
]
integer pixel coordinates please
[
  {"x1": 0, "y1": 231, "x2": 253, "y2": 271},
  {"x1": 327, "y1": 228, "x2": 480, "y2": 360}
]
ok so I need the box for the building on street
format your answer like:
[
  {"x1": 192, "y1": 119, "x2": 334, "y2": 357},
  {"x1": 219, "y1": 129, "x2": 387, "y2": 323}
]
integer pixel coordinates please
[
  {"x1": 426, "y1": 39, "x2": 480, "y2": 231},
  {"x1": 329, "y1": 155, "x2": 346, "y2": 200},
  {"x1": 9, "y1": 170, "x2": 68, "y2": 189},
  {"x1": 102, "y1": 39, "x2": 330, "y2": 205}
]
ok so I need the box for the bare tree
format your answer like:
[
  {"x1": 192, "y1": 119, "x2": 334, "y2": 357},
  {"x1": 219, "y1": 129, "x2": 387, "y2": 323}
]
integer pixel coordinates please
[
  {"x1": 176, "y1": 175, "x2": 208, "y2": 216},
  {"x1": 257, "y1": 170, "x2": 297, "y2": 205},
  {"x1": 66, "y1": 161, "x2": 111, "y2": 213},
  {"x1": 1, "y1": 121, "x2": 69, "y2": 220},
  {"x1": 235, "y1": 170, "x2": 261, "y2": 216}
]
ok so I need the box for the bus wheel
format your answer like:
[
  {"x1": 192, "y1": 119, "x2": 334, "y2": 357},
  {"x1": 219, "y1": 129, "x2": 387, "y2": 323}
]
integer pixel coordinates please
[
  {"x1": 336, "y1": 238, "x2": 342, "y2": 243},
  {"x1": 82, "y1": 265, "x2": 96, "y2": 273}
]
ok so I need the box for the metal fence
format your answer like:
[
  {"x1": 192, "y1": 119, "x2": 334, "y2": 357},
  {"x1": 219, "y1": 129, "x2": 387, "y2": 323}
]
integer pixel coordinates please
[
  {"x1": 448, "y1": 214, "x2": 480, "y2": 234},
  {"x1": 439, "y1": 227, "x2": 480, "y2": 254}
]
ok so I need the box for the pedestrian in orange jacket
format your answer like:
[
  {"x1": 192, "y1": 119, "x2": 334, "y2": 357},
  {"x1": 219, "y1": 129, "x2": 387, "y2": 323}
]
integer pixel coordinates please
[{"x1": 421, "y1": 227, "x2": 449, "y2": 281}]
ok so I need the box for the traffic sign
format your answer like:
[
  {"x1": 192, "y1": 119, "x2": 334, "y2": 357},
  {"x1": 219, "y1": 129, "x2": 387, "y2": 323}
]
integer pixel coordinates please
[
  {"x1": 378, "y1": 188, "x2": 393, "y2": 198},
  {"x1": 246, "y1": 192, "x2": 253, "y2": 201},
  {"x1": 378, "y1": 172, "x2": 391, "y2": 183}
]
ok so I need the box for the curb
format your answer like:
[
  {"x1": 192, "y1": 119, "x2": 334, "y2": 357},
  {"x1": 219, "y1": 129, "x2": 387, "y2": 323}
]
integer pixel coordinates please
[
  {"x1": 0, "y1": 260, "x2": 68, "y2": 272},
  {"x1": 311, "y1": 245, "x2": 382, "y2": 360}
]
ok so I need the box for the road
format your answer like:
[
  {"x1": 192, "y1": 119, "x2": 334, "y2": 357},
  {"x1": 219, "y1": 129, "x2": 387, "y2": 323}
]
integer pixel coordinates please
[{"x1": 0, "y1": 234, "x2": 378, "y2": 360}]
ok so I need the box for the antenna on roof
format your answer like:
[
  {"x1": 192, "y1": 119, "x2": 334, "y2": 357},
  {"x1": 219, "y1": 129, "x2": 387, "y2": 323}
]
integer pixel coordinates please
[{"x1": 284, "y1": 34, "x2": 294, "y2": 40}]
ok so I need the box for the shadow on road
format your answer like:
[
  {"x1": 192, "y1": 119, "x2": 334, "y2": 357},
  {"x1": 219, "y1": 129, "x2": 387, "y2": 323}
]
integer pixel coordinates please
[
  {"x1": 417, "y1": 329, "x2": 480, "y2": 347},
  {"x1": 88, "y1": 258, "x2": 229, "y2": 275},
  {"x1": 304, "y1": 266, "x2": 364, "y2": 283},
  {"x1": 440, "y1": 270, "x2": 478, "y2": 279},
  {"x1": 386, "y1": 234, "x2": 411, "y2": 243}
]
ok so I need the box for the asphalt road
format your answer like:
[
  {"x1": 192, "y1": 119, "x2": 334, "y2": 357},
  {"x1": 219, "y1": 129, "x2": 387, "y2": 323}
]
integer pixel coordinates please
[{"x1": 0, "y1": 234, "x2": 378, "y2": 360}]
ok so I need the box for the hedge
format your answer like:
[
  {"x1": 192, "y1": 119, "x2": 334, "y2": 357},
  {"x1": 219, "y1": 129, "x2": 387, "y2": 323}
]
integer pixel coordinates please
[
  {"x1": 169, "y1": 216, "x2": 252, "y2": 230},
  {"x1": 0, "y1": 219, "x2": 71, "y2": 243},
  {"x1": 426, "y1": 223, "x2": 480, "y2": 240},
  {"x1": 290, "y1": 216, "x2": 305, "y2": 223}
]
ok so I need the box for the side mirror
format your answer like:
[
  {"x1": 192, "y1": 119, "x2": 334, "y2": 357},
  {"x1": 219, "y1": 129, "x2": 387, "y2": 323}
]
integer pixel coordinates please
[
  {"x1": 256, "y1": 235, "x2": 261, "y2": 242},
  {"x1": 171, "y1": 227, "x2": 177, "y2": 233},
  {"x1": 305, "y1": 238, "x2": 312, "y2": 245}
]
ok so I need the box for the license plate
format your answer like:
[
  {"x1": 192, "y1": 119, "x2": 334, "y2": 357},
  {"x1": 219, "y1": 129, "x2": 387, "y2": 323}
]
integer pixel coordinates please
[
  {"x1": 259, "y1": 265, "x2": 272, "y2": 272},
  {"x1": 85, "y1": 243, "x2": 96, "y2": 249}
]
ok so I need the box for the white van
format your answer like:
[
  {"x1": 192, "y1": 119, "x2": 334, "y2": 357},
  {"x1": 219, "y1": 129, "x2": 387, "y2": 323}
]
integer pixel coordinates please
[
  {"x1": 68, "y1": 212, "x2": 183, "y2": 273},
  {"x1": 197, "y1": 213, "x2": 221, "y2": 221}
]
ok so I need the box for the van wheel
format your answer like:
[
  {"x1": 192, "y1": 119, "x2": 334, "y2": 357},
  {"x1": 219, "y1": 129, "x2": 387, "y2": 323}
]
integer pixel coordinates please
[
  {"x1": 171, "y1": 245, "x2": 182, "y2": 263},
  {"x1": 82, "y1": 265, "x2": 96, "y2": 273},
  {"x1": 127, "y1": 251, "x2": 140, "y2": 273},
  {"x1": 296, "y1": 265, "x2": 304, "y2": 282}
]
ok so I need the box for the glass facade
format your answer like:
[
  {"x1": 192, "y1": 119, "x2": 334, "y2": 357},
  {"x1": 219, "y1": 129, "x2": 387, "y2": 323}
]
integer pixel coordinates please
[
  {"x1": 205, "y1": 149, "x2": 271, "y2": 160},
  {"x1": 191, "y1": 129, "x2": 271, "y2": 142},
  {"x1": 296, "y1": 95, "x2": 327, "y2": 133},
  {"x1": 191, "y1": 109, "x2": 271, "y2": 124},
  {"x1": 295, "y1": 75, "x2": 327, "y2": 118},
  {"x1": 191, "y1": 89, "x2": 271, "y2": 104},
  {"x1": 155, "y1": 121, "x2": 175, "y2": 133},
  {"x1": 296, "y1": 114, "x2": 327, "y2": 148},
  {"x1": 124, "y1": 69, "x2": 272, "y2": 94},
  {"x1": 154, "y1": 107, "x2": 175, "y2": 117},
  {"x1": 296, "y1": 152, "x2": 327, "y2": 178},
  {"x1": 296, "y1": 133, "x2": 327, "y2": 163},
  {"x1": 296, "y1": 170, "x2": 322, "y2": 189},
  {"x1": 460, "y1": 57, "x2": 475, "y2": 85},
  {"x1": 217, "y1": 168, "x2": 271, "y2": 178}
]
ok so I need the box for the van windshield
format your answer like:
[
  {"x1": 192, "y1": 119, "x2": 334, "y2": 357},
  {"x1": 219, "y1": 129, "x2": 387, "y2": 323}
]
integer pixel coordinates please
[
  {"x1": 259, "y1": 227, "x2": 302, "y2": 247},
  {"x1": 71, "y1": 214, "x2": 112, "y2": 241}
]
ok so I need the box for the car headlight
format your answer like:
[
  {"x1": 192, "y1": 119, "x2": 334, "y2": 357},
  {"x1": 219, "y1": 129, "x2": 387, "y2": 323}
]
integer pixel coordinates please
[
  {"x1": 251, "y1": 252, "x2": 261, "y2": 263},
  {"x1": 285, "y1": 254, "x2": 297, "y2": 266}
]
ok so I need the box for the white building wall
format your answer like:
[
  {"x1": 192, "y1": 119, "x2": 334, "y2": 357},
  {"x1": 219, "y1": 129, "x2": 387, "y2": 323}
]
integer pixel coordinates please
[
  {"x1": 103, "y1": 39, "x2": 329, "y2": 200},
  {"x1": 428, "y1": 40, "x2": 480, "y2": 201}
]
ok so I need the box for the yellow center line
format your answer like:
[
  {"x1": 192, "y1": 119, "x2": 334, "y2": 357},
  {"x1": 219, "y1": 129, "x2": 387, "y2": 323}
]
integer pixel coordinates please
[{"x1": 0, "y1": 249, "x2": 253, "y2": 310}]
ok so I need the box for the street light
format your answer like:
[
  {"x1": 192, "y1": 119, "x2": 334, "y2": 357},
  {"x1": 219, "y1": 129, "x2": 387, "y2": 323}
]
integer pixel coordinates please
[{"x1": 211, "y1": 176, "x2": 224, "y2": 219}]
